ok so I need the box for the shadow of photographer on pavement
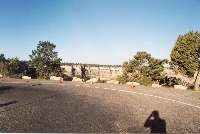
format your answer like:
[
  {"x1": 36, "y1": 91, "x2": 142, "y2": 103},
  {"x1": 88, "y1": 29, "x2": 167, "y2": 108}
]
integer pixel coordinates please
[{"x1": 144, "y1": 110, "x2": 166, "y2": 133}]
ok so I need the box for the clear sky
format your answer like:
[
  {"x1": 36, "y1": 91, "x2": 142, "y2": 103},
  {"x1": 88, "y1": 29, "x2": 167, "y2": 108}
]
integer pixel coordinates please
[{"x1": 0, "y1": 0, "x2": 199, "y2": 64}]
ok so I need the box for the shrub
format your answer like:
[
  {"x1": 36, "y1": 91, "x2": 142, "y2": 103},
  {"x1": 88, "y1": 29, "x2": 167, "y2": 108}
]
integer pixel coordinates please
[
  {"x1": 62, "y1": 74, "x2": 73, "y2": 81},
  {"x1": 117, "y1": 74, "x2": 129, "y2": 84},
  {"x1": 139, "y1": 76, "x2": 153, "y2": 86},
  {"x1": 76, "y1": 74, "x2": 81, "y2": 78},
  {"x1": 9, "y1": 73, "x2": 23, "y2": 79},
  {"x1": 159, "y1": 77, "x2": 182, "y2": 87}
]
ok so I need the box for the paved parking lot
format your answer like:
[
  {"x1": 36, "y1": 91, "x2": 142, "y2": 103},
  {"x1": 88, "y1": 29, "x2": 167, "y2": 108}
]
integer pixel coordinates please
[{"x1": 0, "y1": 79, "x2": 200, "y2": 133}]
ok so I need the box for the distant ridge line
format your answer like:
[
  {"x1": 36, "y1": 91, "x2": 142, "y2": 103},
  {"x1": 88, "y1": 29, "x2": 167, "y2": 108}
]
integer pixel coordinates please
[{"x1": 62, "y1": 62, "x2": 122, "y2": 67}]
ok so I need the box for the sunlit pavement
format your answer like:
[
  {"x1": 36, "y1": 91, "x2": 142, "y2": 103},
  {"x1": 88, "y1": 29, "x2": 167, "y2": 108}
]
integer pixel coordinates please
[{"x1": 0, "y1": 79, "x2": 200, "y2": 133}]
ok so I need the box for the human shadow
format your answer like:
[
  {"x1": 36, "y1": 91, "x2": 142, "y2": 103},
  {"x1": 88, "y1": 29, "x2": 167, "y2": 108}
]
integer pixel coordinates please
[{"x1": 144, "y1": 110, "x2": 166, "y2": 133}]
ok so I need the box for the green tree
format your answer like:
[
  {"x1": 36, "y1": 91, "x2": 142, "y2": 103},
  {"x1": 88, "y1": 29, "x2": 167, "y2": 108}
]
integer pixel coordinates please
[
  {"x1": 0, "y1": 54, "x2": 35, "y2": 78},
  {"x1": 118, "y1": 51, "x2": 166, "y2": 85},
  {"x1": 29, "y1": 41, "x2": 63, "y2": 79},
  {"x1": 7, "y1": 58, "x2": 29, "y2": 78},
  {"x1": 8, "y1": 57, "x2": 20, "y2": 75},
  {"x1": 0, "y1": 54, "x2": 6, "y2": 62},
  {"x1": 170, "y1": 31, "x2": 200, "y2": 77},
  {"x1": 0, "y1": 53, "x2": 8, "y2": 75}
]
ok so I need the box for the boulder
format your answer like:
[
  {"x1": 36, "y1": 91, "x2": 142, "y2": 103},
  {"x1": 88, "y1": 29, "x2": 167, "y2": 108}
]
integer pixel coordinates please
[
  {"x1": 0, "y1": 74, "x2": 3, "y2": 78},
  {"x1": 126, "y1": 82, "x2": 140, "y2": 86},
  {"x1": 126, "y1": 82, "x2": 140, "y2": 88},
  {"x1": 72, "y1": 77, "x2": 83, "y2": 82},
  {"x1": 86, "y1": 78, "x2": 98, "y2": 84},
  {"x1": 106, "y1": 80, "x2": 119, "y2": 84},
  {"x1": 50, "y1": 76, "x2": 62, "y2": 81},
  {"x1": 22, "y1": 76, "x2": 31, "y2": 80},
  {"x1": 174, "y1": 85, "x2": 187, "y2": 90},
  {"x1": 152, "y1": 83, "x2": 162, "y2": 88}
]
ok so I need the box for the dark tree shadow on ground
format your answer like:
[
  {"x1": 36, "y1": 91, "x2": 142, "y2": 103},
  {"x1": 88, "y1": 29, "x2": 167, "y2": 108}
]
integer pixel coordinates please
[
  {"x1": 0, "y1": 101, "x2": 18, "y2": 107},
  {"x1": 0, "y1": 86, "x2": 123, "y2": 133},
  {"x1": 144, "y1": 110, "x2": 166, "y2": 133},
  {"x1": 0, "y1": 86, "x2": 12, "y2": 91},
  {"x1": 31, "y1": 83, "x2": 42, "y2": 86},
  {"x1": 0, "y1": 86, "x2": 13, "y2": 94}
]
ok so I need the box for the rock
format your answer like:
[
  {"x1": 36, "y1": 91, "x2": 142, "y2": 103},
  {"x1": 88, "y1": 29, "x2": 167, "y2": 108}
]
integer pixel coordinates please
[
  {"x1": 72, "y1": 77, "x2": 83, "y2": 82},
  {"x1": 22, "y1": 76, "x2": 31, "y2": 80},
  {"x1": 174, "y1": 85, "x2": 187, "y2": 90},
  {"x1": 0, "y1": 74, "x2": 3, "y2": 78},
  {"x1": 126, "y1": 82, "x2": 140, "y2": 86},
  {"x1": 86, "y1": 78, "x2": 98, "y2": 84},
  {"x1": 126, "y1": 82, "x2": 132, "y2": 85},
  {"x1": 50, "y1": 76, "x2": 62, "y2": 81},
  {"x1": 126, "y1": 82, "x2": 140, "y2": 88},
  {"x1": 152, "y1": 83, "x2": 162, "y2": 88},
  {"x1": 106, "y1": 80, "x2": 119, "y2": 84}
]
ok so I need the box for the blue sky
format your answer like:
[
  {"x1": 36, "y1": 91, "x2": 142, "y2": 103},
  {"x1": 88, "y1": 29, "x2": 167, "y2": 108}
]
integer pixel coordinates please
[{"x1": 0, "y1": 0, "x2": 199, "y2": 64}]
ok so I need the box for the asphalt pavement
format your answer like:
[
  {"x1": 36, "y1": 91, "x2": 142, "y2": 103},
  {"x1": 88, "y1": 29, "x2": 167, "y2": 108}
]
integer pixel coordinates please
[{"x1": 0, "y1": 79, "x2": 200, "y2": 133}]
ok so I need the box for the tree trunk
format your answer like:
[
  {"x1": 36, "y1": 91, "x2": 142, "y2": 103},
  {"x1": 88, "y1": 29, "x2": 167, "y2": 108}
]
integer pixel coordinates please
[{"x1": 194, "y1": 70, "x2": 200, "y2": 90}]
